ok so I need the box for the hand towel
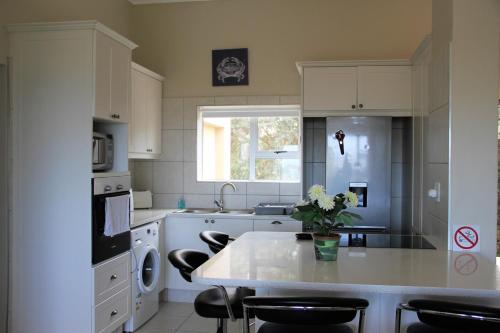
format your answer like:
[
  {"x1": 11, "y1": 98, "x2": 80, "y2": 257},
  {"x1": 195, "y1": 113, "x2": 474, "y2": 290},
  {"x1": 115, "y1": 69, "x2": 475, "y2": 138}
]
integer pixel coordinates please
[{"x1": 104, "y1": 195, "x2": 130, "y2": 237}]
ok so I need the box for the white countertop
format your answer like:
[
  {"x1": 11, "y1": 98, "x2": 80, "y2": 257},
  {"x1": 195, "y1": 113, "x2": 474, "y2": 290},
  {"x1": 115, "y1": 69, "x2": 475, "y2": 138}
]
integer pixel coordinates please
[
  {"x1": 192, "y1": 232, "x2": 500, "y2": 297},
  {"x1": 131, "y1": 209, "x2": 168, "y2": 228}
]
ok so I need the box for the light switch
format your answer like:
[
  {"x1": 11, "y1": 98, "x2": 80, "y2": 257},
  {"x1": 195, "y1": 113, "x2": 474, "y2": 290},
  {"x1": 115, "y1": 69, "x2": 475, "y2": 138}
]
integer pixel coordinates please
[{"x1": 427, "y1": 182, "x2": 441, "y2": 202}]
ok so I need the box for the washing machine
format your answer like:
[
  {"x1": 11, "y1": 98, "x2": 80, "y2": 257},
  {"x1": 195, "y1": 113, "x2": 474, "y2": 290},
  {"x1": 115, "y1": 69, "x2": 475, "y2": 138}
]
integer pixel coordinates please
[{"x1": 124, "y1": 221, "x2": 161, "y2": 332}]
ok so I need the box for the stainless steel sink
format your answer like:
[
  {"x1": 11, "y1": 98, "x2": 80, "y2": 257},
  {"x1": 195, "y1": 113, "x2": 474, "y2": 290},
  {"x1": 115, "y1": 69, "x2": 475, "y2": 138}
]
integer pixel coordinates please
[
  {"x1": 174, "y1": 208, "x2": 219, "y2": 214},
  {"x1": 217, "y1": 209, "x2": 255, "y2": 215}
]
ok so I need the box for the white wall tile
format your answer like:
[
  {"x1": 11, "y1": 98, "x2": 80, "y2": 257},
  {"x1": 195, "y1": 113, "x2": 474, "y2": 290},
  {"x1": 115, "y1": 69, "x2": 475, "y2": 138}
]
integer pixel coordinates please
[
  {"x1": 279, "y1": 182, "x2": 301, "y2": 196},
  {"x1": 153, "y1": 162, "x2": 184, "y2": 193},
  {"x1": 163, "y1": 98, "x2": 183, "y2": 130},
  {"x1": 183, "y1": 130, "x2": 197, "y2": 162},
  {"x1": 279, "y1": 195, "x2": 301, "y2": 204},
  {"x1": 183, "y1": 97, "x2": 214, "y2": 130},
  {"x1": 247, "y1": 96, "x2": 280, "y2": 105},
  {"x1": 219, "y1": 195, "x2": 247, "y2": 209},
  {"x1": 214, "y1": 96, "x2": 248, "y2": 105},
  {"x1": 153, "y1": 193, "x2": 181, "y2": 209},
  {"x1": 247, "y1": 182, "x2": 279, "y2": 195},
  {"x1": 183, "y1": 162, "x2": 214, "y2": 194},
  {"x1": 246, "y1": 195, "x2": 280, "y2": 209},
  {"x1": 132, "y1": 163, "x2": 153, "y2": 191},
  {"x1": 184, "y1": 194, "x2": 215, "y2": 209},
  {"x1": 279, "y1": 95, "x2": 300, "y2": 105},
  {"x1": 214, "y1": 182, "x2": 247, "y2": 195},
  {"x1": 161, "y1": 130, "x2": 183, "y2": 162}
]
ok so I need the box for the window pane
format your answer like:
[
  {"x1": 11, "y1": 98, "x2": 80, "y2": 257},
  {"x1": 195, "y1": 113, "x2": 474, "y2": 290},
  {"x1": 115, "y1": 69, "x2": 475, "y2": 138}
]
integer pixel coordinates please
[
  {"x1": 255, "y1": 159, "x2": 300, "y2": 181},
  {"x1": 201, "y1": 117, "x2": 250, "y2": 181},
  {"x1": 257, "y1": 117, "x2": 299, "y2": 152}
]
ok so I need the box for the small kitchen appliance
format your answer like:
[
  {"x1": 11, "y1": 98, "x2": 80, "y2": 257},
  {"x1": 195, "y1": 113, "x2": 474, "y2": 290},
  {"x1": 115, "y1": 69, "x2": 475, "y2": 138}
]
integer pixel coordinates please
[{"x1": 92, "y1": 131, "x2": 114, "y2": 171}]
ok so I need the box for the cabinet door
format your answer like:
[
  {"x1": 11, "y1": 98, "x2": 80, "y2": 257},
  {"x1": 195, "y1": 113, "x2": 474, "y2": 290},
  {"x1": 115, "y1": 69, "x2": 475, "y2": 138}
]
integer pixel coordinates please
[
  {"x1": 110, "y1": 41, "x2": 131, "y2": 123},
  {"x1": 95, "y1": 32, "x2": 112, "y2": 120},
  {"x1": 95, "y1": 32, "x2": 131, "y2": 122},
  {"x1": 165, "y1": 217, "x2": 208, "y2": 291},
  {"x1": 254, "y1": 219, "x2": 302, "y2": 232},
  {"x1": 357, "y1": 66, "x2": 412, "y2": 110},
  {"x1": 146, "y1": 77, "x2": 162, "y2": 154},
  {"x1": 129, "y1": 68, "x2": 149, "y2": 153},
  {"x1": 209, "y1": 218, "x2": 253, "y2": 239},
  {"x1": 303, "y1": 67, "x2": 357, "y2": 111}
]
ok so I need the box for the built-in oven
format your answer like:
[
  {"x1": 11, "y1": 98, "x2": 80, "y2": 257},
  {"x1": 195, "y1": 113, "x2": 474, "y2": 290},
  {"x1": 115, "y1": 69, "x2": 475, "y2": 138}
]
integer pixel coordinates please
[{"x1": 92, "y1": 175, "x2": 131, "y2": 265}]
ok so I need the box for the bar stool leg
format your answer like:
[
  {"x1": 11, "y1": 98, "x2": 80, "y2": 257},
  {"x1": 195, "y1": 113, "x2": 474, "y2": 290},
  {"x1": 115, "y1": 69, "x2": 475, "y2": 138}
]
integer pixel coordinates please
[
  {"x1": 395, "y1": 307, "x2": 402, "y2": 333},
  {"x1": 216, "y1": 318, "x2": 227, "y2": 333},
  {"x1": 358, "y1": 309, "x2": 366, "y2": 333}
]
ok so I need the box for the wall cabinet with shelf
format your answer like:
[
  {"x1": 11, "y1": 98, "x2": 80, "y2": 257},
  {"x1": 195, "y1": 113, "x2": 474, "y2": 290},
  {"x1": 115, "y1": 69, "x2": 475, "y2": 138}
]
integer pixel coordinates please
[
  {"x1": 298, "y1": 61, "x2": 412, "y2": 116},
  {"x1": 129, "y1": 62, "x2": 164, "y2": 159}
]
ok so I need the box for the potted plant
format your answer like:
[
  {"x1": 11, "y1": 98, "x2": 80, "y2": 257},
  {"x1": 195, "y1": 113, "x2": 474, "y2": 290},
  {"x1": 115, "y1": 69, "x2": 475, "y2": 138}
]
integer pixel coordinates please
[{"x1": 291, "y1": 185, "x2": 361, "y2": 261}]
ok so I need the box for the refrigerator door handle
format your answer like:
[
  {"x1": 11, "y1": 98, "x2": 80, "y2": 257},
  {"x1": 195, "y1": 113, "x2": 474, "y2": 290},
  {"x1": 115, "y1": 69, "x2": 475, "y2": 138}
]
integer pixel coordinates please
[{"x1": 335, "y1": 130, "x2": 345, "y2": 155}]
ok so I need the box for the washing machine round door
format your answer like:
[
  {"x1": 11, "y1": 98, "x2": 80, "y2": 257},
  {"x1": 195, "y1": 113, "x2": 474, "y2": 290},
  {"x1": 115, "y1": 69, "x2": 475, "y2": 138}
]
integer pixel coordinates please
[{"x1": 137, "y1": 245, "x2": 160, "y2": 294}]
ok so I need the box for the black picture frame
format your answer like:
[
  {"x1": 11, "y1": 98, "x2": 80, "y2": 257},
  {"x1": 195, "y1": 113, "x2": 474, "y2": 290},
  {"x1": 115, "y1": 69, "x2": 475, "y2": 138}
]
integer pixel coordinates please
[{"x1": 212, "y1": 48, "x2": 249, "y2": 86}]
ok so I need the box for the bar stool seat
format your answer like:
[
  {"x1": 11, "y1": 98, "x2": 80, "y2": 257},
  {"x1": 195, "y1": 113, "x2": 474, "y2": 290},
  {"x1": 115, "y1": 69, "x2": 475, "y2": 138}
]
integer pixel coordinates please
[
  {"x1": 195, "y1": 286, "x2": 255, "y2": 319},
  {"x1": 243, "y1": 296, "x2": 369, "y2": 333},
  {"x1": 200, "y1": 231, "x2": 234, "y2": 254},
  {"x1": 396, "y1": 299, "x2": 500, "y2": 333},
  {"x1": 258, "y1": 322, "x2": 354, "y2": 333}
]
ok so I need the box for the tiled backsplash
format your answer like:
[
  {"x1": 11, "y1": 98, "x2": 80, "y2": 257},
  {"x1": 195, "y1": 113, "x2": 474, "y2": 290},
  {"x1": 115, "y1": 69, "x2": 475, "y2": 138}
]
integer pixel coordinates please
[{"x1": 130, "y1": 95, "x2": 302, "y2": 209}]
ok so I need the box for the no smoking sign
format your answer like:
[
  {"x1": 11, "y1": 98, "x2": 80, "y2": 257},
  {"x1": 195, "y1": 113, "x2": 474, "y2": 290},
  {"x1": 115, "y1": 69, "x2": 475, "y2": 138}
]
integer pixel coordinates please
[{"x1": 452, "y1": 225, "x2": 480, "y2": 252}]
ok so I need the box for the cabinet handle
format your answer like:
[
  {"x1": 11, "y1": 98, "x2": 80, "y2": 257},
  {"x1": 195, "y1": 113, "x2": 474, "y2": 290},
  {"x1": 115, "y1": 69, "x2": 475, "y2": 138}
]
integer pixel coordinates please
[
  {"x1": 110, "y1": 274, "x2": 118, "y2": 280},
  {"x1": 358, "y1": 104, "x2": 364, "y2": 109},
  {"x1": 116, "y1": 114, "x2": 120, "y2": 119},
  {"x1": 116, "y1": 185, "x2": 123, "y2": 190},
  {"x1": 210, "y1": 219, "x2": 215, "y2": 224},
  {"x1": 104, "y1": 185, "x2": 112, "y2": 192},
  {"x1": 205, "y1": 219, "x2": 208, "y2": 224},
  {"x1": 110, "y1": 310, "x2": 118, "y2": 316},
  {"x1": 351, "y1": 104, "x2": 356, "y2": 109},
  {"x1": 271, "y1": 221, "x2": 282, "y2": 225}
]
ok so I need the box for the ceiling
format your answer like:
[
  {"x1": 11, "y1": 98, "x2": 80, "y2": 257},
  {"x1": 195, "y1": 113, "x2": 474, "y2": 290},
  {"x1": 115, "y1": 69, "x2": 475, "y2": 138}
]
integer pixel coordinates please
[{"x1": 129, "y1": 0, "x2": 211, "y2": 4}]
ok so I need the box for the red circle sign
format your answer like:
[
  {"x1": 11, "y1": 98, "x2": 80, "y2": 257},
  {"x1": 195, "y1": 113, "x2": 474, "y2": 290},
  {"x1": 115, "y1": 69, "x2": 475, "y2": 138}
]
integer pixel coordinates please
[{"x1": 454, "y1": 226, "x2": 479, "y2": 250}]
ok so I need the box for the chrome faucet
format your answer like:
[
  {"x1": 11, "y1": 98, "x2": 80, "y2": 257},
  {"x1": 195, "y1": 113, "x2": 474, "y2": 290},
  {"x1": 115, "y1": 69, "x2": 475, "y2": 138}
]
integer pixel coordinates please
[{"x1": 214, "y1": 182, "x2": 237, "y2": 212}]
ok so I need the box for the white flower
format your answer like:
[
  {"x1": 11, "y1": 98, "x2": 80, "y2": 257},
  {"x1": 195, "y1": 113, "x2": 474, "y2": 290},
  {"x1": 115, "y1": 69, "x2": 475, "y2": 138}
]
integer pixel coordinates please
[
  {"x1": 295, "y1": 199, "x2": 309, "y2": 206},
  {"x1": 345, "y1": 191, "x2": 359, "y2": 208},
  {"x1": 317, "y1": 195, "x2": 334, "y2": 210},
  {"x1": 308, "y1": 185, "x2": 326, "y2": 201}
]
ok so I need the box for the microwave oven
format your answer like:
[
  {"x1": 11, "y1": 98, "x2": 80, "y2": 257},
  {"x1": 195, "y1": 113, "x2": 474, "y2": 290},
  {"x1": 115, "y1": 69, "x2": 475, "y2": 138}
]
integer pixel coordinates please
[{"x1": 92, "y1": 132, "x2": 114, "y2": 171}]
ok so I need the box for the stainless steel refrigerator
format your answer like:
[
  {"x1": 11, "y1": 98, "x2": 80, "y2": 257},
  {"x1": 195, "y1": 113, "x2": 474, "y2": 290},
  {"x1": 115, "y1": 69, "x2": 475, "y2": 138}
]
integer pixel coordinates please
[{"x1": 326, "y1": 117, "x2": 391, "y2": 229}]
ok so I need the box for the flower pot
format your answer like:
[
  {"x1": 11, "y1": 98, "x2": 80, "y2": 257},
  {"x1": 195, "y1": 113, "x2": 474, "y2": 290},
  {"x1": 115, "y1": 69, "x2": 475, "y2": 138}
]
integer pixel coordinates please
[{"x1": 313, "y1": 233, "x2": 341, "y2": 261}]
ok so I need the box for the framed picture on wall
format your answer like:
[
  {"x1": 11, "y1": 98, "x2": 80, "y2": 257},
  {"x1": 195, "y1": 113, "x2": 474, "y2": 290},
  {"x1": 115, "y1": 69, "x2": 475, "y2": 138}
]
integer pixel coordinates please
[{"x1": 212, "y1": 48, "x2": 249, "y2": 86}]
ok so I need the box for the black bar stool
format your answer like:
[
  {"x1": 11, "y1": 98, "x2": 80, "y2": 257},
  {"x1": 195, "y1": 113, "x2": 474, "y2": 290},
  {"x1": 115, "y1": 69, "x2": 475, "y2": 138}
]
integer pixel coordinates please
[
  {"x1": 396, "y1": 299, "x2": 500, "y2": 333},
  {"x1": 200, "y1": 230, "x2": 234, "y2": 254},
  {"x1": 168, "y1": 249, "x2": 255, "y2": 333},
  {"x1": 243, "y1": 296, "x2": 369, "y2": 333}
]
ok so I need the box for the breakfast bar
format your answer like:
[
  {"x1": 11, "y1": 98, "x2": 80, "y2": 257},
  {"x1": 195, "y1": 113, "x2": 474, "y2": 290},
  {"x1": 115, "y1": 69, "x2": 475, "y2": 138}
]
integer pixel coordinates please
[{"x1": 192, "y1": 232, "x2": 500, "y2": 332}]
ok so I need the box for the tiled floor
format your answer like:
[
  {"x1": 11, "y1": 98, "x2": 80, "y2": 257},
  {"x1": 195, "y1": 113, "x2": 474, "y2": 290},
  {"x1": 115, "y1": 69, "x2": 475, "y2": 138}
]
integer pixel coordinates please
[{"x1": 136, "y1": 302, "x2": 251, "y2": 333}]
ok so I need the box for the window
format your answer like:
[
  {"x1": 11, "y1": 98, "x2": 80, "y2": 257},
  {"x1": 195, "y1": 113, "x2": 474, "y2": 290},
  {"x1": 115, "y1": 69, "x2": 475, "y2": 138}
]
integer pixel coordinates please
[{"x1": 198, "y1": 105, "x2": 301, "y2": 182}]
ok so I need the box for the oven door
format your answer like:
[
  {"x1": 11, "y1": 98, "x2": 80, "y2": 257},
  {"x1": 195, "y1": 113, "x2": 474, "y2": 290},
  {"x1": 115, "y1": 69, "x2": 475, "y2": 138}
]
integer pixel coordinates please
[{"x1": 92, "y1": 190, "x2": 131, "y2": 265}]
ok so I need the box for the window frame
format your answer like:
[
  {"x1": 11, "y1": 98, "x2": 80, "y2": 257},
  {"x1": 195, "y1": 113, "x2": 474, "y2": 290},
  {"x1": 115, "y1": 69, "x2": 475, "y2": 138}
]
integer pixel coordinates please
[{"x1": 197, "y1": 105, "x2": 301, "y2": 183}]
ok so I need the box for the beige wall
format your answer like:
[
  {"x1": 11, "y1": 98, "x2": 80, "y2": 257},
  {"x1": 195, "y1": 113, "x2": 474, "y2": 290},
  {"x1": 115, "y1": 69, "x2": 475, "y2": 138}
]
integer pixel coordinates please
[
  {"x1": 0, "y1": 0, "x2": 133, "y2": 63},
  {"x1": 131, "y1": 0, "x2": 432, "y2": 97}
]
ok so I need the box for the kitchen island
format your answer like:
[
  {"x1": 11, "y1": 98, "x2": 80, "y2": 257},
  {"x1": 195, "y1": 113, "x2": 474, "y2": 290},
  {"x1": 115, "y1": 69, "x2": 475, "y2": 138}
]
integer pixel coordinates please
[{"x1": 192, "y1": 232, "x2": 500, "y2": 332}]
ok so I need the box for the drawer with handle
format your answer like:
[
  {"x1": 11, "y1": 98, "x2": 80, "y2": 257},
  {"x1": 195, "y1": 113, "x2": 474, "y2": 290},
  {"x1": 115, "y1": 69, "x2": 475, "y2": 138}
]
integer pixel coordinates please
[
  {"x1": 253, "y1": 219, "x2": 302, "y2": 232},
  {"x1": 94, "y1": 252, "x2": 130, "y2": 305},
  {"x1": 94, "y1": 286, "x2": 131, "y2": 333}
]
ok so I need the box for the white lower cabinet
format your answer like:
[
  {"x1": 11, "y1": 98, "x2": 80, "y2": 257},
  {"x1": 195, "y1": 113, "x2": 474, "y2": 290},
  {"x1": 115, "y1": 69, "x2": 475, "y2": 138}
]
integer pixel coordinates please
[
  {"x1": 92, "y1": 252, "x2": 132, "y2": 333},
  {"x1": 207, "y1": 217, "x2": 254, "y2": 238},
  {"x1": 253, "y1": 219, "x2": 303, "y2": 232}
]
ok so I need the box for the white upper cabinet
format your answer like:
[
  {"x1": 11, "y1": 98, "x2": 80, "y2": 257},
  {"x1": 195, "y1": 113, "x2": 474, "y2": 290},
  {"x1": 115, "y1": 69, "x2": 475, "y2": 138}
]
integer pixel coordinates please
[
  {"x1": 129, "y1": 62, "x2": 164, "y2": 159},
  {"x1": 299, "y1": 61, "x2": 412, "y2": 115},
  {"x1": 94, "y1": 31, "x2": 133, "y2": 123},
  {"x1": 303, "y1": 67, "x2": 357, "y2": 111},
  {"x1": 357, "y1": 66, "x2": 412, "y2": 110}
]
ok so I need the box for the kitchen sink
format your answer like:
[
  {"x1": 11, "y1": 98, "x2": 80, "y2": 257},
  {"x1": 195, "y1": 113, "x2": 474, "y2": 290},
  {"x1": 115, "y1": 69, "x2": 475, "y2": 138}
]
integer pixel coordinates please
[
  {"x1": 174, "y1": 208, "x2": 254, "y2": 215},
  {"x1": 217, "y1": 209, "x2": 255, "y2": 215},
  {"x1": 174, "y1": 208, "x2": 219, "y2": 214}
]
